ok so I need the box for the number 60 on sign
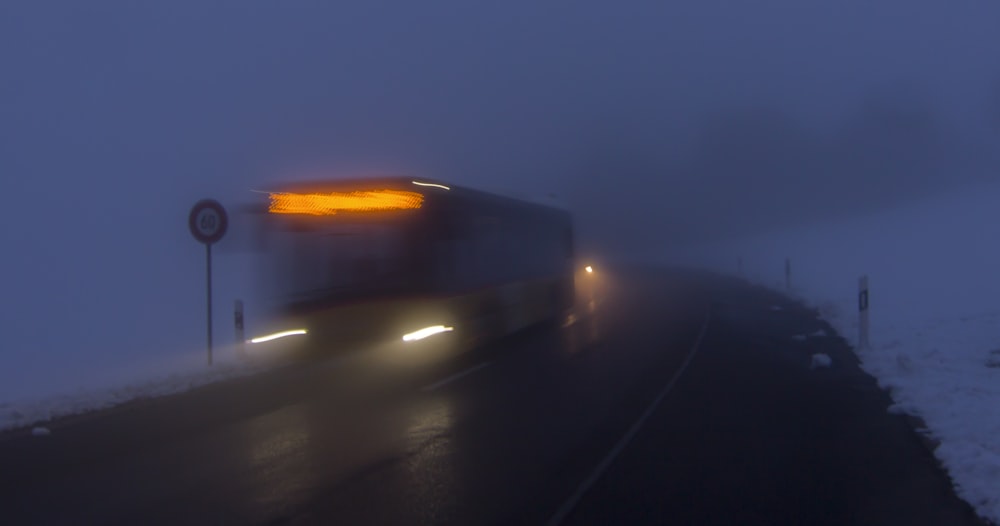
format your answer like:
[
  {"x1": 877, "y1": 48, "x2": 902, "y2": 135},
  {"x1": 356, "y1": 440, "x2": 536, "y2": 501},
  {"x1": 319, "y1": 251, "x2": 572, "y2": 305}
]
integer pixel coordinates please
[{"x1": 189, "y1": 199, "x2": 228, "y2": 245}]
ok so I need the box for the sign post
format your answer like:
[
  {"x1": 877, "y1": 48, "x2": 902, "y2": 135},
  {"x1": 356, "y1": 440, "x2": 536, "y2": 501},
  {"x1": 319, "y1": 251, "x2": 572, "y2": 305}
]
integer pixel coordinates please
[
  {"x1": 189, "y1": 199, "x2": 229, "y2": 366},
  {"x1": 858, "y1": 275, "x2": 870, "y2": 350}
]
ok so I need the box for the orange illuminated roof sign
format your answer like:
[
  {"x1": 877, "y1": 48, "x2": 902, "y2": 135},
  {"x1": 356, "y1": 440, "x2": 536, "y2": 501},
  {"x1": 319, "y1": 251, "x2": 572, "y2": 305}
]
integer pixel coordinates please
[{"x1": 268, "y1": 189, "x2": 424, "y2": 216}]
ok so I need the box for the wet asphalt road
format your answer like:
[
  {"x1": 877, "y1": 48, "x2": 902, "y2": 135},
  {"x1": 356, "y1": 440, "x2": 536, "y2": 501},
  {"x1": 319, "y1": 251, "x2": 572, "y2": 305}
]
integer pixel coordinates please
[{"x1": 0, "y1": 266, "x2": 986, "y2": 525}]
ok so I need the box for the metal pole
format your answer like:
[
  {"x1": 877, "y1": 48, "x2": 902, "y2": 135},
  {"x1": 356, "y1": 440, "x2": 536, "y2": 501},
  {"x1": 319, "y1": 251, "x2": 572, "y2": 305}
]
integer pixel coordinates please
[{"x1": 207, "y1": 243, "x2": 213, "y2": 366}]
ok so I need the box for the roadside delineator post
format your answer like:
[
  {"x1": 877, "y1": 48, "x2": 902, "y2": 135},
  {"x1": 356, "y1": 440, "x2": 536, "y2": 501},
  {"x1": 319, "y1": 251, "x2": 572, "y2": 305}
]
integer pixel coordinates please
[
  {"x1": 858, "y1": 275, "x2": 870, "y2": 350},
  {"x1": 235, "y1": 299, "x2": 245, "y2": 359},
  {"x1": 785, "y1": 257, "x2": 791, "y2": 292}
]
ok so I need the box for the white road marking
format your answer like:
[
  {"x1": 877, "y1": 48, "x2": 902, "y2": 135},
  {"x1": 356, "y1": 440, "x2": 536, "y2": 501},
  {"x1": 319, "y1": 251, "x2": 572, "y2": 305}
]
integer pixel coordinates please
[
  {"x1": 546, "y1": 307, "x2": 713, "y2": 526},
  {"x1": 420, "y1": 362, "x2": 492, "y2": 392}
]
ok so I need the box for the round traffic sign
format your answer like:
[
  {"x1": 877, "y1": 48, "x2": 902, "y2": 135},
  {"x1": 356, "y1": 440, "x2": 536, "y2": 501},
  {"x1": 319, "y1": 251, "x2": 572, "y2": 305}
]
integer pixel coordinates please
[{"x1": 189, "y1": 199, "x2": 229, "y2": 245}]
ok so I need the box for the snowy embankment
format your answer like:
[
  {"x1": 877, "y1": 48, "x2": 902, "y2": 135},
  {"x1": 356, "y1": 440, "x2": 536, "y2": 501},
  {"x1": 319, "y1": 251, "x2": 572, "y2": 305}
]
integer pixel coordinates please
[
  {"x1": 0, "y1": 350, "x2": 264, "y2": 432},
  {"x1": 678, "y1": 181, "x2": 1000, "y2": 524},
  {"x1": 0, "y1": 242, "x2": 274, "y2": 433}
]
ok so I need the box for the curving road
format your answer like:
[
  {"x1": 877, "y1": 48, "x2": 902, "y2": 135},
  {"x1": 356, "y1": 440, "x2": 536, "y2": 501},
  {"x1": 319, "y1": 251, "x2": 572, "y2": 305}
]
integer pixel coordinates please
[{"x1": 0, "y1": 266, "x2": 985, "y2": 525}]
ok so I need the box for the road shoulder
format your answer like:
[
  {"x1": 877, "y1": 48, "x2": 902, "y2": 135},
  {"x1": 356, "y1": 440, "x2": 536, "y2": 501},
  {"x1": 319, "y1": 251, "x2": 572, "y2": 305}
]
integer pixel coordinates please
[{"x1": 561, "y1": 277, "x2": 987, "y2": 526}]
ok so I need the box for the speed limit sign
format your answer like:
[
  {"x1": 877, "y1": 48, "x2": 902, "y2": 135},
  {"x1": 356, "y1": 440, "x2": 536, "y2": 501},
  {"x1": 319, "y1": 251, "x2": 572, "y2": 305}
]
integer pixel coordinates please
[
  {"x1": 188, "y1": 199, "x2": 228, "y2": 245},
  {"x1": 189, "y1": 198, "x2": 229, "y2": 366}
]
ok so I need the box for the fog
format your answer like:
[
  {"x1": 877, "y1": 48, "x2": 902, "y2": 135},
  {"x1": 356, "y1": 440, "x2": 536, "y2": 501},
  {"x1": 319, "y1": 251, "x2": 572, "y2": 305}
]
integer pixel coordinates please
[{"x1": 1, "y1": 1, "x2": 999, "y2": 391}]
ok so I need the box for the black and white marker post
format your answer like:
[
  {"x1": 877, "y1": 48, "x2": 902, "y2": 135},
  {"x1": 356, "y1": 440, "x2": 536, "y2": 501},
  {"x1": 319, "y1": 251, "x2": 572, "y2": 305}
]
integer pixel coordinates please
[
  {"x1": 234, "y1": 300, "x2": 245, "y2": 360},
  {"x1": 858, "y1": 275, "x2": 870, "y2": 350},
  {"x1": 189, "y1": 199, "x2": 229, "y2": 366},
  {"x1": 785, "y1": 257, "x2": 792, "y2": 293}
]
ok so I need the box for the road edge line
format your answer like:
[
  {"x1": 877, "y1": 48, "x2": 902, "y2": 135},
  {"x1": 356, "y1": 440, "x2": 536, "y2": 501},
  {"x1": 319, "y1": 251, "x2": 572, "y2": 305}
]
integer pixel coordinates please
[{"x1": 546, "y1": 306, "x2": 712, "y2": 526}]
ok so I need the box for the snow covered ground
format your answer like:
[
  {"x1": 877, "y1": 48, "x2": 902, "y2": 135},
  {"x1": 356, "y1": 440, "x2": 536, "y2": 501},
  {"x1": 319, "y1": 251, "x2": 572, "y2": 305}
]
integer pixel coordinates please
[
  {"x1": 0, "y1": 347, "x2": 265, "y2": 432},
  {"x1": 678, "y1": 180, "x2": 1000, "y2": 524},
  {"x1": 0, "y1": 224, "x2": 278, "y2": 432}
]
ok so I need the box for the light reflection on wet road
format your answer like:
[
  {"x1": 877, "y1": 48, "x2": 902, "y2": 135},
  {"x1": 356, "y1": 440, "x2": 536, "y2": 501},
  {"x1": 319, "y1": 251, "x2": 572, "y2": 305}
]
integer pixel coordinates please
[
  {"x1": 0, "y1": 269, "x2": 706, "y2": 525},
  {"x1": 1, "y1": 267, "x2": 979, "y2": 525}
]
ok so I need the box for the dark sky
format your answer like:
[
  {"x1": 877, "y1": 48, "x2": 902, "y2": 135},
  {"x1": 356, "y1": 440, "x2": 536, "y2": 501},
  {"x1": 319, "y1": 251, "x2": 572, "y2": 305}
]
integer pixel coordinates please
[
  {"x1": 1, "y1": 0, "x2": 999, "y2": 299},
  {"x1": 2, "y1": 1, "x2": 1000, "y2": 385}
]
